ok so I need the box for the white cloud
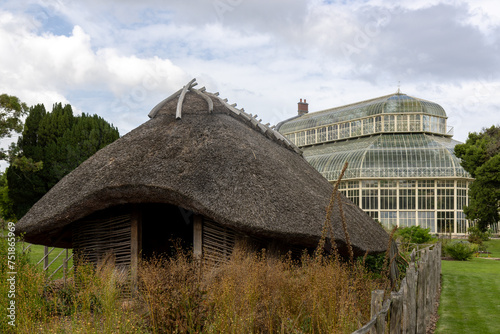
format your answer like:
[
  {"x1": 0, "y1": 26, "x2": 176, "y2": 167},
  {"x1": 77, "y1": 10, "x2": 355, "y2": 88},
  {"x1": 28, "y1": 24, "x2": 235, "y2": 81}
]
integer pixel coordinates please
[
  {"x1": 0, "y1": 14, "x2": 188, "y2": 132},
  {"x1": 0, "y1": 0, "x2": 499, "y2": 145}
]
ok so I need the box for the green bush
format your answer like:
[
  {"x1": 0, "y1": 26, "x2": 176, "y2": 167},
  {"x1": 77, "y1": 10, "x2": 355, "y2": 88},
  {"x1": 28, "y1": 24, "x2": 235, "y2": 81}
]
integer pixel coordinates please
[
  {"x1": 444, "y1": 240, "x2": 477, "y2": 261},
  {"x1": 361, "y1": 253, "x2": 385, "y2": 275},
  {"x1": 467, "y1": 225, "x2": 491, "y2": 244},
  {"x1": 395, "y1": 226, "x2": 435, "y2": 245}
]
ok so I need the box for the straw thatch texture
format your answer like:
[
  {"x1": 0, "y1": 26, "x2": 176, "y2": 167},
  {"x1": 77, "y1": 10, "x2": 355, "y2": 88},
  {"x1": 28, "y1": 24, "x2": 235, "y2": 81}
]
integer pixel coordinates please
[{"x1": 16, "y1": 90, "x2": 388, "y2": 256}]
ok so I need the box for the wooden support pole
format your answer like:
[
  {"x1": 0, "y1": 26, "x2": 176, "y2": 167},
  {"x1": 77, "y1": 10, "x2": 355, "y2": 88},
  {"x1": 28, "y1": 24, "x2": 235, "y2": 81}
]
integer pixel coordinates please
[
  {"x1": 130, "y1": 206, "x2": 142, "y2": 295},
  {"x1": 193, "y1": 215, "x2": 203, "y2": 260}
]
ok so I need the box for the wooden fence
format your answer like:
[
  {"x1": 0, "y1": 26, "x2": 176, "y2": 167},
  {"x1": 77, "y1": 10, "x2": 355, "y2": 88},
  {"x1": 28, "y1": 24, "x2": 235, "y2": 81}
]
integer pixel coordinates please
[
  {"x1": 353, "y1": 243, "x2": 441, "y2": 334},
  {"x1": 21, "y1": 242, "x2": 73, "y2": 280}
]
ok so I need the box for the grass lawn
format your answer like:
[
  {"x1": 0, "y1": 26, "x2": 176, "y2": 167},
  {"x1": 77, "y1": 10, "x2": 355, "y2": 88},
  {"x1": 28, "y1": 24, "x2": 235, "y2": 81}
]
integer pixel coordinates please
[
  {"x1": 481, "y1": 239, "x2": 500, "y2": 257},
  {"x1": 436, "y1": 239, "x2": 500, "y2": 334}
]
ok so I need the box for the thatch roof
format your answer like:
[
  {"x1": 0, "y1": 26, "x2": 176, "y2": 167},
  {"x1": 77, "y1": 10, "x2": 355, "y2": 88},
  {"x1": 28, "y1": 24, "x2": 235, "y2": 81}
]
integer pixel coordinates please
[{"x1": 16, "y1": 81, "x2": 389, "y2": 256}]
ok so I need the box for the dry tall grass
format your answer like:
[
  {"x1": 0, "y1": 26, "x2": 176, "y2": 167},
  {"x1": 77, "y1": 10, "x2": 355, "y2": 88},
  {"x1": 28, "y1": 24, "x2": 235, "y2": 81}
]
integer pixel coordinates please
[
  {"x1": 138, "y1": 244, "x2": 385, "y2": 334},
  {"x1": 0, "y1": 235, "x2": 388, "y2": 333}
]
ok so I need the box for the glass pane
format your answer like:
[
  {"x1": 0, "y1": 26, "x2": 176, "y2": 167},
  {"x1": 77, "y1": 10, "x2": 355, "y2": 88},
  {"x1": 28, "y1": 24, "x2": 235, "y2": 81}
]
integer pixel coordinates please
[
  {"x1": 399, "y1": 189, "x2": 416, "y2": 210},
  {"x1": 380, "y1": 211, "x2": 397, "y2": 229},
  {"x1": 418, "y1": 189, "x2": 435, "y2": 210},
  {"x1": 317, "y1": 127, "x2": 326, "y2": 143},
  {"x1": 437, "y1": 211, "x2": 454, "y2": 233},
  {"x1": 380, "y1": 189, "x2": 397, "y2": 209},
  {"x1": 327, "y1": 125, "x2": 338, "y2": 141},
  {"x1": 362, "y1": 189, "x2": 378, "y2": 210},
  {"x1": 397, "y1": 115, "x2": 408, "y2": 132},
  {"x1": 418, "y1": 212, "x2": 435, "y2": 233},
  {"x1": 306, "y1": 129, "x2": 315, "y2": 145},
  {"x1": 363, "y1": 118, "x2": 374, "y2": 135},
  {"x1": 384, "y1": 115, "x2": 395, "y2": 132},
  {"x1": 399, "y1": 211, "x2": 416, "y2": 227}
]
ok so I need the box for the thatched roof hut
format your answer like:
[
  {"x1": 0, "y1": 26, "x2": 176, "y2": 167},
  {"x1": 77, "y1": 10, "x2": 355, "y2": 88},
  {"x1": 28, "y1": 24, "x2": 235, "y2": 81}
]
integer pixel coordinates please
[{"x1": 16, "y1": 80, "x2": 388, "y2": 268}]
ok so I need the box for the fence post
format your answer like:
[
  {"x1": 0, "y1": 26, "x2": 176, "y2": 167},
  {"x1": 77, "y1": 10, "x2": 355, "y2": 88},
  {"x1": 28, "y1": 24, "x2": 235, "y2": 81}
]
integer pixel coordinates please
[
  {"x1": 429, "y1": 246, "x2": 437, "y2": 314},
  {"x1": 44, "y1": 246, "x2": 49, "y2": 271},
  {"x1": 376, "y1": 312, "x2": 385, "y2": 334},
  {"x1": 424, "y1": 249, "x2": 432, "y2": 322},
  {"x1": 416, "y1": 254, "x2": 427, "y2": 334},
  {"x1": 404, "y1": 260, "x2": 417, "y2": 334},
  {"x1": 402, "y1": 277, "x2": 408, "y2": 333},
  {"x1": 371, "y1": 290, "x2": 385, "y2": 334},
  {"x1": 63, "y1": 248, "x2": 68, "y2": 284},
  {"x1": 352, "y1": 244, "x2": 442, "y2": 334},
  {"x1": 390, "y1": 291, "x2": 402, "y2": 334}
]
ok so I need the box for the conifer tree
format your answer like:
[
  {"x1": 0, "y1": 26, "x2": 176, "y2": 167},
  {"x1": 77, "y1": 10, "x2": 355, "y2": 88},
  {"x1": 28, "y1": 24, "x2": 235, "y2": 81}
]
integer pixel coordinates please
[{"x1": 6, "y1": 103, "x2": 120, "y2": 220}]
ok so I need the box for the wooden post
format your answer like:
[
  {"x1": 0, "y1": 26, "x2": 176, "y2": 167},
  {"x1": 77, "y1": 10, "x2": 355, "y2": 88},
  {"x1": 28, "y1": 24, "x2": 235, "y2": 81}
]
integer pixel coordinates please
[
  {"x1": 370, "y1": 290, "x2": 385, "y2": 334},
  {"x1": 402, "y1": 277, "x2": 408, "y2": 333},
  {"x1": 376, "y1": 311, "x2": 386, "y2": 334},
  {"x1": 193, "y1": 215, "x2": 203, "y2": 260},
  {"x1": 131, "y1": 206, "x2": 142, "y2": 295},
  {"x1": 428, "y1": 247, "x2": 436, "y2": 315},
  {"x1": 416, "y1": 258, "x2": 426, "y2": 334},
  {"x1": 44, "y1": 246, "x2": 49, "y2": 270},
  {"x1": 63, "y1": 249, "x2": 68, "y2": 285},
  {"x1": 423, "y1": 250, "x2": 431, "y2": 323},
  {"x1": 389, "y1": 291, "x2": 402, "y2": 334},
  {"x1": 406, "y1": 262, "x2": 417, "y2": 334}
]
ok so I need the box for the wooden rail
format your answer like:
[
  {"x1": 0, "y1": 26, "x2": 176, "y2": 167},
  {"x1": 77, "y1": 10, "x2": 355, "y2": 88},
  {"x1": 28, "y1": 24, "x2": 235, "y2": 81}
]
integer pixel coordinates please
[
  {"x1": 353, "y1": 243, "x2": 441, "y2": 334},
  {"x1": 2, "y1": 234, "x2": 73, "y2": 280},
  {"x1": 22, "y1": 242, "x2": 73, "y2": 281}
]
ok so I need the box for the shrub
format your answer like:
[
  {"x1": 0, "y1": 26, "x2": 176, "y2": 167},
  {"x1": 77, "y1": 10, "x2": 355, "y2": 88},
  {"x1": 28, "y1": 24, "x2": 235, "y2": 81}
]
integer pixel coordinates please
[
  {"x1": 444, "y1": 240, "x2": 477, "y2": 261},
  {"x1": 362, "y1": 253, "x2": 386, "y2": 275},
  {"x1": 395, "y1": 226, "x2": 435, "y2": 245},
  {"x1": 467, "y1": 225, "x2": 491, "y2": 244}
]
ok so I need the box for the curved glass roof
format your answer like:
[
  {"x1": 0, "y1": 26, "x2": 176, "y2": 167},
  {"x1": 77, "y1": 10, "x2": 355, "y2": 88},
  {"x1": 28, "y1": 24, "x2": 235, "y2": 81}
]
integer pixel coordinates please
[
  {"x1": 279, "y1": 93, "x2": 447, "y2": 133},
  {"x1": 303, "y1": 134, "x2": 471, "y2": 180}
]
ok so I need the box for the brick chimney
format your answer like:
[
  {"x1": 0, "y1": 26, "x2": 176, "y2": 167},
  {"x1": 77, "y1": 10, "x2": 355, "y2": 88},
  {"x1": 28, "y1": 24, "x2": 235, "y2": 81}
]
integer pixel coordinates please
[{"x1": 298, "y1": 98, "x2": 308, "y2": 116}]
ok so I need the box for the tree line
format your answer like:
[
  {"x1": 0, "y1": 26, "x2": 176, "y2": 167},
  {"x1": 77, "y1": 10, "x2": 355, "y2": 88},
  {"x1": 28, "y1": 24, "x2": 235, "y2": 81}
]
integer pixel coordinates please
[{"x1": 0, "y1": 94, "x2": 119, "y2": 221}]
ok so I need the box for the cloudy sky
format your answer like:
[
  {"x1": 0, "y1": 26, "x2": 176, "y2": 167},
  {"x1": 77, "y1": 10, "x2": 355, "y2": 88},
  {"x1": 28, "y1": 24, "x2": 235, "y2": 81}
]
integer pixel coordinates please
[{"x1": 1, "y1": 0, "x2": 500, "y2": 149}]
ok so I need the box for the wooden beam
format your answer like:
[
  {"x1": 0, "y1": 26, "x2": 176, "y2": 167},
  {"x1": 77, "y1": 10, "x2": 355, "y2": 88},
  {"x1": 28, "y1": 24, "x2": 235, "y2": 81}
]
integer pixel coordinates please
[
  {"x1": 190, "y1": 87, "x2": 214, "y2": 113},
  {"x1": 176, "y1": 78, "x2": 197, "y2": 119},
  {"x1": 130, "y1": 206, "x2": 142, "y2": 295},
  {"x1": 193, "y1": 215, "x2": 202, "y2": 260},
  {"x1": 148, "y1": 88, "x2": 183, "y2": 119}
]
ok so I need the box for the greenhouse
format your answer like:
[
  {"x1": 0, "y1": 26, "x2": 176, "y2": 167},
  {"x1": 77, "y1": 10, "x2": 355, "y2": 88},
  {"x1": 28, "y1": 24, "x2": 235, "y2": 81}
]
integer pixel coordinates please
[{"x1": 277, "y1": 92, "x2": 492, "y2": 235}]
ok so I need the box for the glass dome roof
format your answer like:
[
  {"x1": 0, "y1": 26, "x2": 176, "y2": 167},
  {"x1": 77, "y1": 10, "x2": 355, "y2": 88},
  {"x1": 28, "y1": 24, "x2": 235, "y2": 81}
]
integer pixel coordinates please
[
  {"x1": 303, "y1": 134, "x2": 471, "y2": 180},
  {"x1": 279, "y1": 93, "x2": 447, "y2": 133}
]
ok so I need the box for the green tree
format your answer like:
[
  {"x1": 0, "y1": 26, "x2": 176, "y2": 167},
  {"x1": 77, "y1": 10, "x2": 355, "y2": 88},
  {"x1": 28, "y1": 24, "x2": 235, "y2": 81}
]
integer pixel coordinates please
[
  {"x1": 0, "y1": 94, "x2": 28, "y2": 160},
  {"x1": 455, "y1": 125, "x2": 500, "y2": 231},
  {"x1": 0, "y1": 173, "x2": 15, "y2": 222},
  {"x1": 6, "y1": 103, "x2": 120, "y2": 220}
]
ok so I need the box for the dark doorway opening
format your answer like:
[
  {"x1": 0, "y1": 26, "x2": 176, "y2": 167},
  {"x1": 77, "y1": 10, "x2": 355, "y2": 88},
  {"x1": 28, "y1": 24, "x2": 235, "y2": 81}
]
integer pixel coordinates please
[{"x1": 140, "y1": 203, "x2": 194, "y2": 259}]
